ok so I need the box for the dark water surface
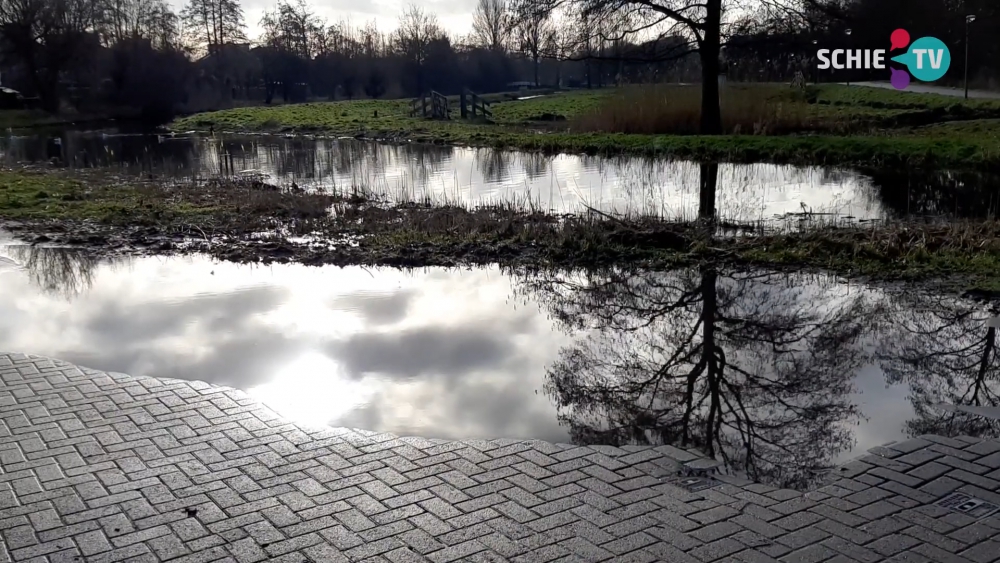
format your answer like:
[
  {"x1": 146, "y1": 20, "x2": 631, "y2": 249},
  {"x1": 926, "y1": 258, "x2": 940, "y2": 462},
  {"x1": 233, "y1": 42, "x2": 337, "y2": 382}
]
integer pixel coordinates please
[
  {"x1": 5, "y1": 129, "x2": 1000, "y2": 222},
  {"x1": 3, "y1": 244, "x2": 999, "y2": 489}
]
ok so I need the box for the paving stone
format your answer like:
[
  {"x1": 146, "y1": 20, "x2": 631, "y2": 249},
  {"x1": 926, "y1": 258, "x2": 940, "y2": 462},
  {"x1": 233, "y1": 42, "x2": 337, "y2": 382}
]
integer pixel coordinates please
[
  {"x1": 868, "y1": 534, "x2": 922, "y2": 557},
  {"x1": 690, "y1": 537, "x2": 745, "y2": 561},
  {"x1": 958, "y1": 541, "x2": 1000, "y2": 563},
  {"x1": 890, "y1": 440, "x2": 934, "y2": 454},
  {"x1": 918, "y1": 477, "x2": 964, "y2": 498},
  {"x1": 779, "y1": 544, "x2": 838, "y2": 563},
  {"x1": 907, "y1": 463, "x2": 953, "y2": 483},
  {"x1": 5, "y1": 353, "x2": 1000, "y2": 563}
]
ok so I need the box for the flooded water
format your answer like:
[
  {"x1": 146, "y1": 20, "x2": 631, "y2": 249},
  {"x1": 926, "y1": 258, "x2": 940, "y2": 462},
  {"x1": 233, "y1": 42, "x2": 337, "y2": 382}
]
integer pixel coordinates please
[
  {"x1": 3, "y1": 243, "x2": 1000, "y2": 489},
  {"x1": 4, "y1": 129, "x2": 999, "y2": 222}
]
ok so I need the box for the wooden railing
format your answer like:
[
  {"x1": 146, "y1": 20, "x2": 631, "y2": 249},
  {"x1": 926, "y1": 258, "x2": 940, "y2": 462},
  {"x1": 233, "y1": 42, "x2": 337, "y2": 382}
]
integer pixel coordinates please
[
  {"x1": 459, "y1": 88, "x2": 492, "y2": 120},
  {"x1": 410, "y1": 91, "x2": 450, "y2": 119}
]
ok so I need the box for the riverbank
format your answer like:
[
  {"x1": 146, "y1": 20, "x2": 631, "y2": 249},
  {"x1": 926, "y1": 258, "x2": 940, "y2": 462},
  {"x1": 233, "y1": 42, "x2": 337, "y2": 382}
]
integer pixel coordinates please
[
  {"x1": 170, "y1": 84, "x2": 1000, "y2": 170},
  {"x1": 4, "y1": 167, "x2": 1000, "y2": 293}
]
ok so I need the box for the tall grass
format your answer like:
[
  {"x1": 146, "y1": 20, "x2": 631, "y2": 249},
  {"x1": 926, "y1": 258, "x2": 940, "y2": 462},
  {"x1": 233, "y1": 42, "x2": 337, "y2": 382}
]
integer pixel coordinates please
[{"x1": 572, "y1": 84, "x2": 833, "y2": 136}]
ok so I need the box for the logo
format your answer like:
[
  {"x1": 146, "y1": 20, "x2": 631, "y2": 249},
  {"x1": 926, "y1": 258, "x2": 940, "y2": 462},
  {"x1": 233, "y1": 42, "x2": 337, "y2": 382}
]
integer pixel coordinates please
[
  {"x1": 815, "y1": 28, "x2": 951, "y2": 90},
  {"x1": 888, "y1": 30, "x2": 951, "y2": 89}
]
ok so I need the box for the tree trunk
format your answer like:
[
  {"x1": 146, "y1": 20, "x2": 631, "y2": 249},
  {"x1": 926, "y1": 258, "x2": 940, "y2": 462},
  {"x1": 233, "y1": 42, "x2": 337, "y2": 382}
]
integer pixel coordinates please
[
  {"x1": 698, "y1": 162, "x2": 718, "y2": 220},
  {"x1": 533, "y1": 55, "x2": 539, "y2": 87},
  {"x1": 699, "y1": 0, "x2": 723, "y2": 135}
]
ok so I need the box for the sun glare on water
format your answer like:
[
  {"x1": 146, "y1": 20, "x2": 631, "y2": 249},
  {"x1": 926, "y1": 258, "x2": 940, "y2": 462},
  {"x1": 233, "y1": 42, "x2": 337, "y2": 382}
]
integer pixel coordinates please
[{"x1": 248, "y1": 352, "x2": 375, "y2": 429}]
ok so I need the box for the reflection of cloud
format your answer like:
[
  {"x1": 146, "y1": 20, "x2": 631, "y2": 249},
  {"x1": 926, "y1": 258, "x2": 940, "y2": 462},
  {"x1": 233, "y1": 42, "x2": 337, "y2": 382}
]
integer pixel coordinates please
[
  {"x1": 84, "y1": 286, "x2": 289, "y2": 348},
  {"x1": 62, "y1": 334, "x2": 310, "y2": 391},
  {"x1": 0, "y1": 253, "x2": 571, "y2": 444},
  {"x1": 327, "y1": 325, "x2": 517, "y2": 379},
  {"x1": 330, "y1": 289, "x2": 414, "y2": 326}
]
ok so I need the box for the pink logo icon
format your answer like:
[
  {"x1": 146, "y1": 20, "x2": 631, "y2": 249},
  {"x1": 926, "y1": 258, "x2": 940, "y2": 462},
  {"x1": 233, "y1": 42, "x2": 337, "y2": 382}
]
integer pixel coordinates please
[{"x1": 890, "y1": 29, "x2": 911, "y2": 51}]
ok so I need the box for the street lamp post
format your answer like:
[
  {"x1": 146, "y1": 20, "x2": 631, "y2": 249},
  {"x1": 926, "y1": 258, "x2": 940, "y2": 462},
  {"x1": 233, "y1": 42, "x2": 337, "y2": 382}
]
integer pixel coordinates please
[
  {"x1": 966, "y1": 15, "x2": 976, "y2": 99},
  {"x1": 844, "y1": 29, "x2": 853, "y2": 86}
]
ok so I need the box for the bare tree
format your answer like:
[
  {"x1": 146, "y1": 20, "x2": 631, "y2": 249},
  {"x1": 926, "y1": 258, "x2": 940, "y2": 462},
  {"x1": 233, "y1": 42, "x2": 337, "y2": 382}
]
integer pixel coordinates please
[
  {"x1": 391, "y1": 5, "x2": 445, "y2": 95},
  {"x1": 528, "y1": 0, "x2": 727, "y2": 132},
  {"x1": 101, "y1": 0, "x2": 178, "y2": 47},
  {"x1": 179, "y1": 0, "x2": 246, "y2": 54},
  {"x1": 471, "y1": 0, "x2": 511, "y2": 52},
  {"x1": 0, "y1": 0, "x2": 104, "y2": 111},
  {"x1": 512, "y1": 0, "x2": 553, "y2": 86},
  {"x1": 259, "y1": 0, "x2": 322, "y2": 57}
]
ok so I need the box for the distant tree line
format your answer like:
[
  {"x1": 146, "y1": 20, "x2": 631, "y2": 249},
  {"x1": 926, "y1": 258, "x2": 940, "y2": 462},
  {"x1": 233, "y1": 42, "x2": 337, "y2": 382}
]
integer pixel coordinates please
[
  {"x1": 1, "y1": 0, "x2": 998, "y2": 125},
  {"x1": 0, "y1": 0, "x2": 699, "y2": 123}
]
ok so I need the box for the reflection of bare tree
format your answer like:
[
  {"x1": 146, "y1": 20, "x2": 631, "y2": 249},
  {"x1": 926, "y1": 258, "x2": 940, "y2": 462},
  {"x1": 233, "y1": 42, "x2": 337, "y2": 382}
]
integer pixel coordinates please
[
  {"x1": 867, "y1": 169, "x2": 1000, "y2": 220},
  {"x1": 876, "y1": 294, "x2": 1000, "y2": 437},
  {"x1": 517, "y1": 266, "x2": 870, "y2": 489},
  {"x1": 4, "y1": 246, "x2": 125, "y2": 298},
  {"x1": 522, "y1": 152, "x2": 548, "y2": 180},
  {"x1": 474, "y1": 148, "x2": 512, "y2": 184},
  {"x1": 513, "y1": 162, "x2": 874, "y2": 488},
  {"x1": 334, "y1": 140, "x2": 381, "y2": 177},
  {"x1": 267, "y1": 139, "x2": 318, "y2": 181}
]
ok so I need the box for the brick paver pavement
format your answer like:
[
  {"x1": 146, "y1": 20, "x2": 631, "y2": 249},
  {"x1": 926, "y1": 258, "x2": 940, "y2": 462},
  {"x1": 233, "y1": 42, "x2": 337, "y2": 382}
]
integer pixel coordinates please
[{"x1": 4, "y1": 353, "x2": 1000, "y2": 562}]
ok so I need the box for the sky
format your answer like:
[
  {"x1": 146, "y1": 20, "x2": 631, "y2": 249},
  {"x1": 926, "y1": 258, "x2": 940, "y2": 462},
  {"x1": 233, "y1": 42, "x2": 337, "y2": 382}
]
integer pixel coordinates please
[{"x1": 164, "y1": 0, "x2": 478, "y2": 41}]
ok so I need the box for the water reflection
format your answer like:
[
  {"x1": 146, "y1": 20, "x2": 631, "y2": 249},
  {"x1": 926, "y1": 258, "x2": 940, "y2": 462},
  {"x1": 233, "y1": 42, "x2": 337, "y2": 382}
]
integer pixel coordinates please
[
  {"x1": 2, "y1": 129, "x2": 972, "y2": 222},
  {"x1": 0, "y1": 244, "x2": 572, "y2": 443},
  {"x1": 876, "y1": 293, "x2": 1000, "y2": 438},
  {"x1": 6, "y1": 242, "x2": 1000, "y2": 486},
  {"x1": 0, "y1": 245, "x2": 114, "y2": 298},
  {"x1": 515, "y1": 267, "x2": 871, "y2": 489},
  {"x1": 868, "y1": 169, "x2": 1000, "y2": 218}
]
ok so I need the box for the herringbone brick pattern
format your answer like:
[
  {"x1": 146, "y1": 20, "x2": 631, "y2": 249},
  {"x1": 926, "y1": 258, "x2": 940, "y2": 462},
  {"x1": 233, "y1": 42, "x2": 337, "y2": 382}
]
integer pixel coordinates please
[{"x1": 3, "y1": 353, "x2": 1000, "y2": 562}]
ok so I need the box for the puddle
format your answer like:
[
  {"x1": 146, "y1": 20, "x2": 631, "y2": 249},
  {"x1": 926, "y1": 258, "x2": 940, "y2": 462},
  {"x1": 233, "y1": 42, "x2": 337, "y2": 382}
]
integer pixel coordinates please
[{"x1": 3, "y1": 244, "x2": 1000, "y2": 488}]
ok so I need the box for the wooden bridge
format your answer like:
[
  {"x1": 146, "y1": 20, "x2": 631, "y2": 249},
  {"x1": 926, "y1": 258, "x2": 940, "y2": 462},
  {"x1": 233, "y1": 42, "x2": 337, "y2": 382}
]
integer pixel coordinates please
[
  {"x1": 410, "y1": 88, "x2": 492, "y2": 121},
  {"x1": 459, "y1": 89, "x2": 492, "y2": 120},
  {"x1": 410, "y1": 91, "x2": 450, "y2": 119}
]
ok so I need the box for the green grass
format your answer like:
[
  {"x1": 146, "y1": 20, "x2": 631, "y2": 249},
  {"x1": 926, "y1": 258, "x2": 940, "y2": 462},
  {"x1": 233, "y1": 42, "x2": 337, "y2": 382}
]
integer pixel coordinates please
[
  {"x1": 170, "y1": 85, "x2": 1000, "y2": 170},
  {"x1": 172, "y1": 90, "x2": 611, "y2": 135},
  {"x1": 0, "y1": 169, "x2": 231, "y2": 224}
]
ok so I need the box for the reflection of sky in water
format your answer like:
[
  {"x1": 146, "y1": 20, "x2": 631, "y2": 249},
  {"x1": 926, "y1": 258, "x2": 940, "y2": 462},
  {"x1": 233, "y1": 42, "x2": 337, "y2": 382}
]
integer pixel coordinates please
[
  {"x1": 0, "y1": 249, "x2": 571, "y2": 442},
  {"x1": 1, "y1": 133, "x2": 879, "y2": 221},
  {"x1": 4, "y1": 245, "x2": 998, "y2": 478},
  {"x1": 192, "y1": 140, "x2": 881, "y2": 221}
]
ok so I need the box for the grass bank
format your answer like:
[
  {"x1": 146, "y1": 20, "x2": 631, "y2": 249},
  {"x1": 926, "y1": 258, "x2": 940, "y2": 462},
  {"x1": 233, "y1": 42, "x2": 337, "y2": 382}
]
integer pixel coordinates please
[
  {"x1": 4, "y1": 167, "x2": 1000, "y2": 292},
  {"x1": 171, "y1": 84, "x2": 1000, "y2": 170}
]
